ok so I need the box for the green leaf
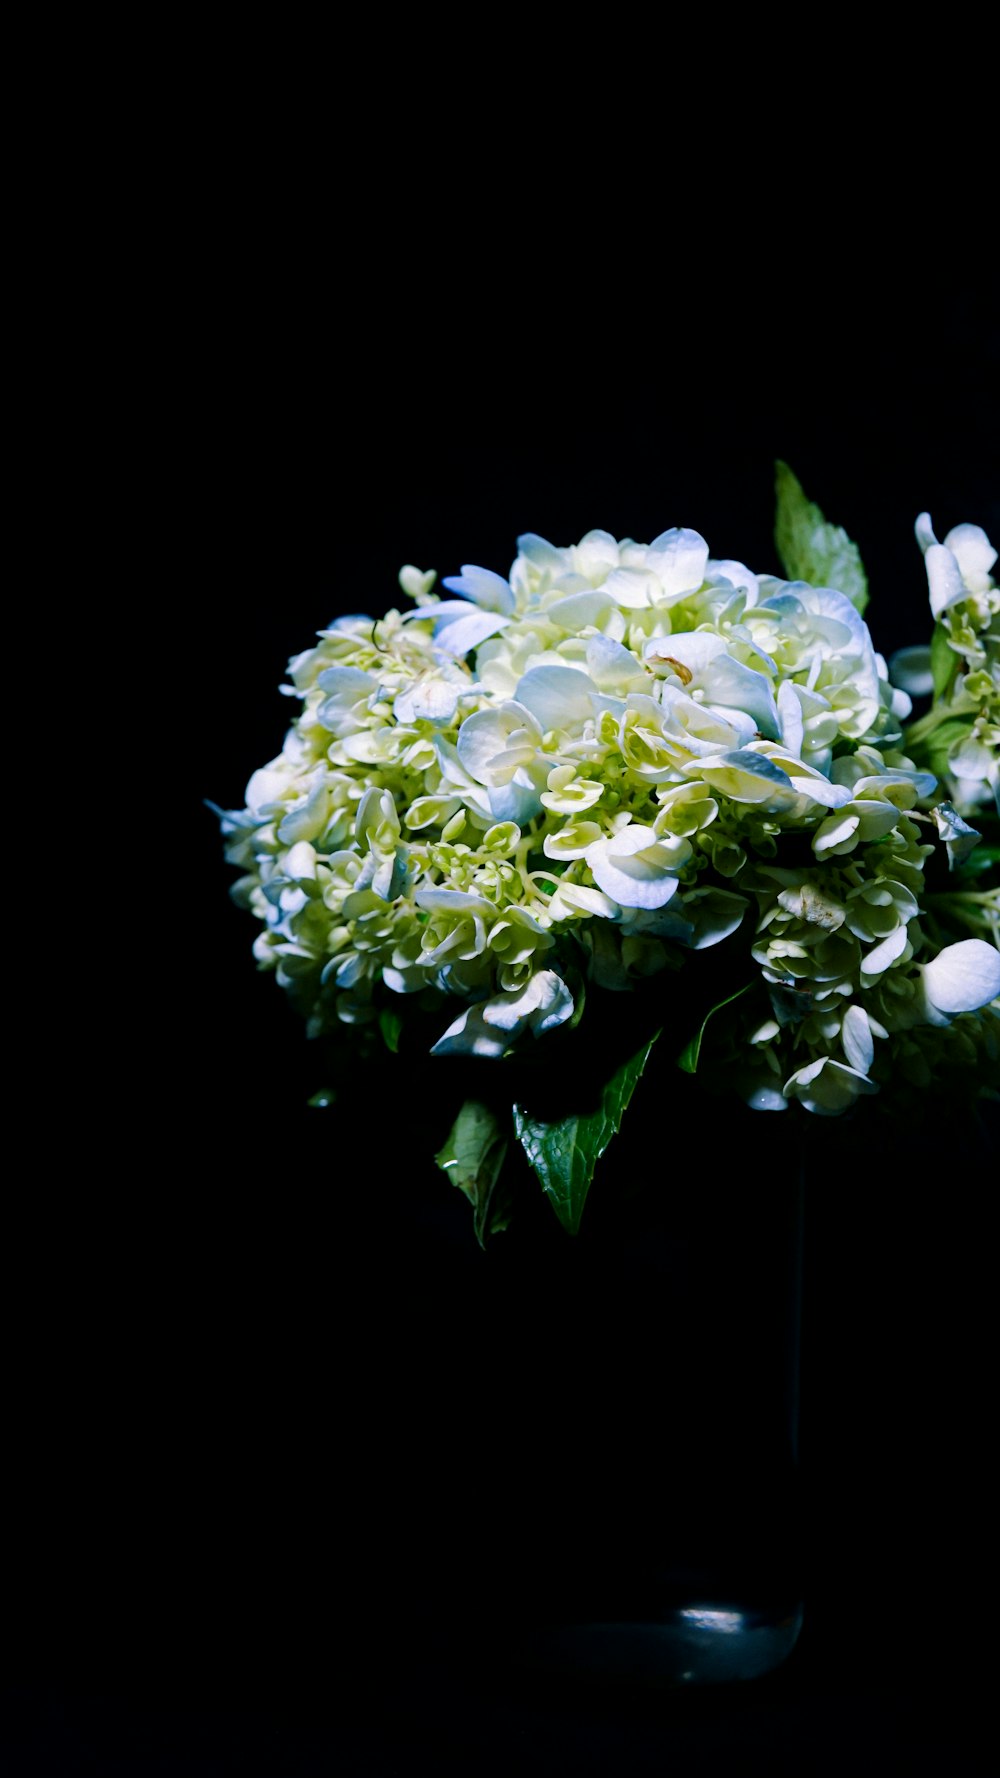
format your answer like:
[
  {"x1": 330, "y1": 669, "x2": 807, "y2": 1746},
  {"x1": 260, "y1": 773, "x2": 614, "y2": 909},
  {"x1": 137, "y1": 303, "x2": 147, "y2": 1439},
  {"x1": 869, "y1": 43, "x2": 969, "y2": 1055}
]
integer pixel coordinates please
[
  {"x1": 774, "y1": 461, "x2": 869, "y2": 616},
  {"x1": 677, "y1": 981, "x2": 755, "y2": 1074},
  {"x1": 513, "y1": 1032, "x2": 660, "y2": 1236},
  {"x1": 379, "y1": 1007, "x2": 403, "y2": 1053},
  {"x1": 925, "y1": 717, "x2": 974, "y2": 781},
  {"x1": 930, "y1": 623, "x2": 957, "y2": 700},
  {"x1": 434, "y1": 1099, "x2": 511, "y2": 1247}
]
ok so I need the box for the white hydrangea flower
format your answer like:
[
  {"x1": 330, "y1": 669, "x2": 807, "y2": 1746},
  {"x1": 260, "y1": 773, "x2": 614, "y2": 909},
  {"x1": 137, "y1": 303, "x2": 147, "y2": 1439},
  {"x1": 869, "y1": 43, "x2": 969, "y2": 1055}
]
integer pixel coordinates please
[
  {"x1": 216, "y1": 510, "x2": 1000, "y2": 1112},
  {"x1": 898, "y1": 515, "x2": 999, "y2": 816},
  {"x1": 584, "y1": 823, "x2": 693, "y2": 911}
]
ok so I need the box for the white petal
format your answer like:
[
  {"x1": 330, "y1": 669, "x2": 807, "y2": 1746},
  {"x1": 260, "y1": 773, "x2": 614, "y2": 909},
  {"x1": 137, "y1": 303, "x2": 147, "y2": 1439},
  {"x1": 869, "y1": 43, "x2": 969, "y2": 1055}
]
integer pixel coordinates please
[
  {"x1": 516, "y1": 532, "x2": 568, "y2": 574},
  {"x1": 573, "y1": 529, "x2": 621, "y2": 579},
  {"x1": 481, "y1": 969, "x2": 573, "y2": 1034},
  {"x1": 841, "y1": 1004, "x2": 874, "y2": 1074},
  {"x1": 676, "y1": 888, "x2": 748, "y2": 948},
  {"x1": 245, "y1": 766, "x2": 289, "y2": 815},
  {"x1": 702, "y1": 655, "x2": 781, "y2": 739},
  {"x1": 355, "y1": 785, "x2": 396, "y2": 841},
  {"x1": 277, "y1": 772, "x2": 331, "y2": 844},
  {"x1": 382, "y1": 965, "x2": 424, "y2": 995},
  {"x1": 786, "y1": 773, "x2": 852, "y2": 810},
  {"x1": 316, "y1": 665, "x2": 376, "y2": 699},
  {"x1": 415, "y1": 887, "x2": 492, "y2": 916},
  {"x1": 441, "y1": 565, "x2": 515, "y2": 614},
  {"x1": 658, "y1": 686, "x2": 750, "y2": 753},
  {"x1": 602, "y1": 566, "x2": 657, "y2": 609},
  {"x1": 645, "y1": 631, "x2": 726, "y2": 672},
  {"x1": 645, "y1": 527, "x2": 709, "y2": 597},
  {"x1": 708, "y1": 558, "x2": 760, "y2": 602},
  {"x1": 488, "y1": 778, "x2": 546, "y2": 825},
  {"x1": 284, "y1": 841, "x2": 317, "y2": 882},
  {"x1": 783, "y1": 1057, "x2": 880, "y2": 1115},
  {"x1": 547, "y1": 882, "x2": 618, "y2": 920},
  {"x1": 922, "y1": 939, "x2": 1000, "y2": 1016},
  {"x1": 530, "y1": 972, "x2": 576, "y2": 1033},
  {"x1": 586, "y1": 826, "x2": 685, "y2": 910},
  {"x1": 479, "y1": 978, "x2": 546, "y2": 1031},
  {"x1": 951, "y1": 734, "x2": 995, "y2": 782},
  {"x1": 777, "y1": 680, "x2": 804, "y2": 759},
  {"x1": 943, "y1": 523, "x2": 996, "y2": 582},
  {"x1": 925, "y1": 543, "x2": 967, "y2": 619},
  {"x1": 430, "y1": 1006, "x2": 510, "y2": 1058},
  {"x1": 398, "y1": 564, "x2": 437, "y2": 602},
  {"x1": 813, "y1": 811, "x2": 860, "y2": 858},
  {"x1": 543, "y1": 820, "x2": 603, "y2": 859},
  {"x1": 394, "y1": 676, "x2": 460, "y2": 724},
  {"x1": 514, "y1": 664, "x2": 598, "y2": 730},
  {"x1": 746, "y1": 1083, "x2": 790, "y2": 1111},
  {"x1": 585, "y1": 634, "x2": 646, "y2": 691},
  {"x1": 860, "y1": 925, "x2": 908, "y2": 980},
  {"x1": 546, "y1": 588, "x2": 615, "y2": 629},
  {"x1": 914, "y1": 512, "x2": 938, "y2": 556},
  {"x1": 431, "y1": 605, "x2": 511, "y2": 656},
  {"x1": 456, "y1": 702, "x2": 541, "y2": 783},
  {"x1": 697, "y1": 751, "x2": 795, "y2": 806}
]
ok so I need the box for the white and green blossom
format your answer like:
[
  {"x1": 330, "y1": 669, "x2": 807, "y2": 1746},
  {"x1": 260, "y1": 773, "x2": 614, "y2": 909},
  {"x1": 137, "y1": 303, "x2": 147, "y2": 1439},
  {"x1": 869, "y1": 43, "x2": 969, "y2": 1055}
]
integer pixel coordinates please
[
  {"x1": 894, "y1": 515, "x2": 1000, "y2": 815},
  {"x1": 217, "y1": 504, "x2": 1000, "y2": 1131}
]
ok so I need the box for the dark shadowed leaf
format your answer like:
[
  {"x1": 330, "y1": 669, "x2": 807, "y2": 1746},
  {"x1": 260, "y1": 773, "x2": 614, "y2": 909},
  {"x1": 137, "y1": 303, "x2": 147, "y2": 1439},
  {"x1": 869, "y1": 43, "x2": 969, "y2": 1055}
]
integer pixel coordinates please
[{"x1": 435, "y1": 1099, "x2": 512, "y2": 1246}]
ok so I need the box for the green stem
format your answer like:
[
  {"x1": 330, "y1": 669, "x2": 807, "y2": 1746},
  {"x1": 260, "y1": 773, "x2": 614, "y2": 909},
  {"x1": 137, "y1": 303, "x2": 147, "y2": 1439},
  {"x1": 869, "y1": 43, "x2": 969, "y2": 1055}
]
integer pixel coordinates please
[
  {"x1": 903, "y1": 709, "x2": 950, "y2": 747},
  {"x1": 904, "y1": 697, "x2": 978, "y2": 748}
]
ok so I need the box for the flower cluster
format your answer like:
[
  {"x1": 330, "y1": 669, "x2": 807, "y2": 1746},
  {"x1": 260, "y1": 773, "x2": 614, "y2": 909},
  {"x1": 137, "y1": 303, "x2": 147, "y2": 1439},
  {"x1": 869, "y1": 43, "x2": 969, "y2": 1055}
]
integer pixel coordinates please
[
  {"x1": 891, "y1": 517, "x2": 999, "y2": 816},
  {"x1": 216, "y1": 508, "x2": 1000, "y2": 1128}
]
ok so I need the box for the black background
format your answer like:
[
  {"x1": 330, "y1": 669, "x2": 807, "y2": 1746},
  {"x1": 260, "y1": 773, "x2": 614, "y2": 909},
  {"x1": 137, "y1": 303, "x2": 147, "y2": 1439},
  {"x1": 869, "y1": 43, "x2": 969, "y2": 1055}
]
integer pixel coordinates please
[{"x1": 5, "y1": 156, "x2": 997, "y2": 1775}]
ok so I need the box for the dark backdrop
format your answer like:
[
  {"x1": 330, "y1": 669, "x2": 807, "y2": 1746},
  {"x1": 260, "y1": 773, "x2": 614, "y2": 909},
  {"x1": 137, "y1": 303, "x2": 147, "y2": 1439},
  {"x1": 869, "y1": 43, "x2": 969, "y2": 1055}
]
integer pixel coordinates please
[{"x1": 5, "y1": 231, "x2": 996, "y2": 1774}]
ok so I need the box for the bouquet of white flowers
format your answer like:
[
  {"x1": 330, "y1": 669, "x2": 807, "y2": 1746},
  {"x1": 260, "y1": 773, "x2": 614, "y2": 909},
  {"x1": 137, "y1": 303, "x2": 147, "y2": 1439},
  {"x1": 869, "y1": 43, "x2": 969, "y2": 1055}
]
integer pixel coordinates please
[{"x1": 214, "y1": 466, "x2": 999, "y2": 1238}]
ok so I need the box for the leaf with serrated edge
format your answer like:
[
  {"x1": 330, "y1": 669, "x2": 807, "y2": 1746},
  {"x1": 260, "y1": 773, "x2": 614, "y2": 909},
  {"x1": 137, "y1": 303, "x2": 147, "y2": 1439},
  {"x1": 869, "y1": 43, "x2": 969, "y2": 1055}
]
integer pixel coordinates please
[
  {"x1": 774, "y1": 461, "x2": 869, "y2": 616},
  {"x1": 513, "y1": 1033, "x2": 660, "y2": 1235}
]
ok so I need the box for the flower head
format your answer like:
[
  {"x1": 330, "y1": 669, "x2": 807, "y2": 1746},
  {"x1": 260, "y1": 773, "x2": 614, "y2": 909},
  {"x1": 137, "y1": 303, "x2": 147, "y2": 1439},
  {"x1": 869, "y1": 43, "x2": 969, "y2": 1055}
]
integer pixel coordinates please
[
  {"x1": 217, "y1": 504, "x2": 999, "y2": 1136},
  {"x1": 894, "y1": 515, "x2": 999, "y2": 816}
]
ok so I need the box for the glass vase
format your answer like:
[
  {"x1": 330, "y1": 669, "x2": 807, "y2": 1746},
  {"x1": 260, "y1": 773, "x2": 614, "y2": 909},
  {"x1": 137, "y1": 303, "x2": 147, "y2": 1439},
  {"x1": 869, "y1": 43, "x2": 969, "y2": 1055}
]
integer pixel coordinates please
[{"x1": 394, "y1": 1074, "x2": 807, "y2": 1690}]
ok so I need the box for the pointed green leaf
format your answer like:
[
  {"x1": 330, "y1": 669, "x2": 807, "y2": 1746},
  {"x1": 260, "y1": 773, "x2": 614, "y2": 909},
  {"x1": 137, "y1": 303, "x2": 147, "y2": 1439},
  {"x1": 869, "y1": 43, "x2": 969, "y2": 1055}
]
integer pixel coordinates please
[
  {"x1": 378, "y1": 1007, "x2": 403, "y2": 1053},
  {"x1": 677, "y1": 981, "x2": 755, "y2": 1074},
  {"x1": 930, "y1": 623, "x2": 957, "y2": 699},
  {"x1": 774, "y1": 461, "x2": 869, "y2": 615},
  {"x1": 513, "y1": 1032, "x2": 660, "y2": 1235},
  {"x1": 435, "y1": 1099, "x2": 511, "y2": 1246}
]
